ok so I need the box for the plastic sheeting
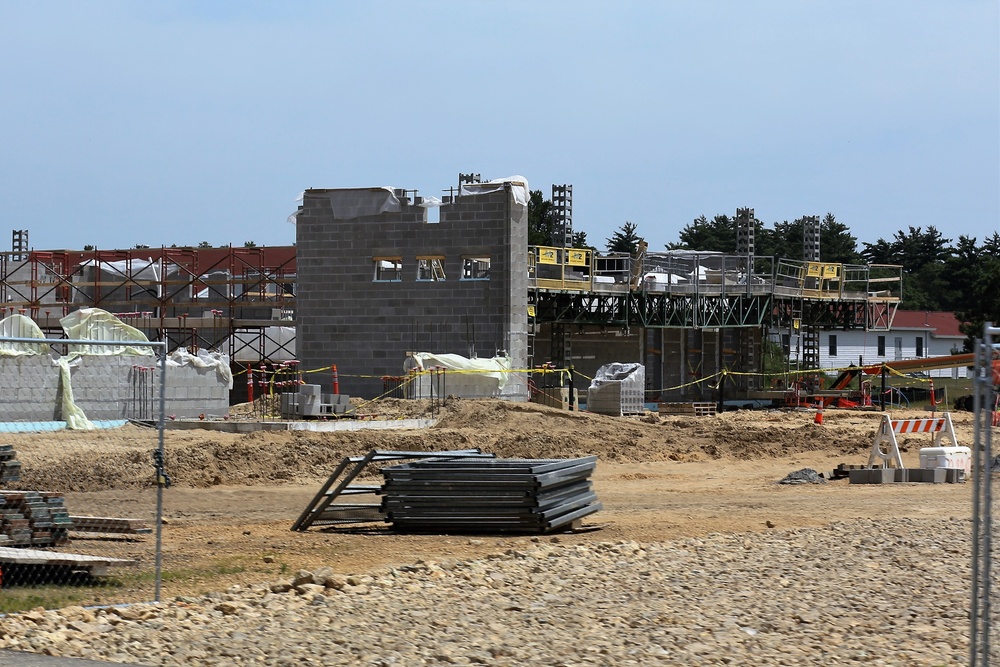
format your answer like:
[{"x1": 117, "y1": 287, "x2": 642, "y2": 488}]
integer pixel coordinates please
[
  {"x1": 168, "y1": 347, "x2": 234, "y2": 390},
  {"x1": 587, "y1": 363, "x2": 646, "y2": 416},
  {"x1": 314, "y1": 187, "x2": 403, "y2": 220},
  {"x1": 55, "y1": 356, "x2": 94, "y2": 430},
  {"x1": 60, "y1": 308, "x2": 154, "y2": 356},
  {"x1": 458, "y1": 175, "x2": 530, "y2": 207},
  {"x1": 403, "y1": 352, "x2": 512, "y2": 398},
  {"x1": 0, "y1": 314, "x2": 49, "y2": 356}
]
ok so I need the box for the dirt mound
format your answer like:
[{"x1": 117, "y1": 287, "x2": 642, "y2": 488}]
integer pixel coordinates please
[{"x1": 6, "y1": 399, "x2": 974, "y2": 493}]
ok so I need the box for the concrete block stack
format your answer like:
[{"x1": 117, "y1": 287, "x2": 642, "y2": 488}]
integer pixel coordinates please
[
  {"x1": 848, "y1": 468, "x2": 964, "y2": 484},
  {"x1": 0, "y1": 447, "x2": 74, "y2": 547},
  {"x1": 587, "y1": 363, "x2": 646, "y2": 416},
  {"x1": 279, "y1": 384, "x2": 353, "y2": 419},
  {"x1": 0, "y1": 444, "x2": 21, "y2": 484},
  {"x1": 0, "y1": 491, "x2": 72, "y2": 547}
]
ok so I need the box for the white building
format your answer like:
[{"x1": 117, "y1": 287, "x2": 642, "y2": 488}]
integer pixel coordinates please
[{"x1": 774, "y1": 310, "x2": 968, "y2": 378}]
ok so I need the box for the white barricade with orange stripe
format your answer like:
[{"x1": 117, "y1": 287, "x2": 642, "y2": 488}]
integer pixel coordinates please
[{"x1": 867, "y1": 412, "x2": 959, "y2": 470}]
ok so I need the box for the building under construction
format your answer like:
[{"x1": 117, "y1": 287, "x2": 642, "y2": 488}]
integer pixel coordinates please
[
  {"x1": 293, "y1": 177, "x2": 902, "y2": 402},
  {"x1": 3, "y1": 177, "x2": 903, "y2": 405}
]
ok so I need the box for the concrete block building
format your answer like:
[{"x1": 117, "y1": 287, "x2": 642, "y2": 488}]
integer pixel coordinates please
[{"x1": 295, "y1": 179, "x2": 529, "y2": 399}]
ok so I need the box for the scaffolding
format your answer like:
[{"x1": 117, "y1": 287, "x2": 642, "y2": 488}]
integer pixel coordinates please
[{"x1": 0, "y1": 246, "x2": 296, "y2": 363}]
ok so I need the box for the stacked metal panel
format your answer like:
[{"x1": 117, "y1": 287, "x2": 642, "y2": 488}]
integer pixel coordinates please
[{"x1": 381, "y1": 456, "x2": 601, "y2": 534}]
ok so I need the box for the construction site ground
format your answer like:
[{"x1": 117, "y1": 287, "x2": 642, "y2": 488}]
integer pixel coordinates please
[{"x1": 6, "y1": 399, "x2": 979, "y2": 602}]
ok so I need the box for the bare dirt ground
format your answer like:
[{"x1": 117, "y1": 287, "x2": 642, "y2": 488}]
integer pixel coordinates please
[{"x1": 3, "y1": 399, "x2": 980, "y2": 602}]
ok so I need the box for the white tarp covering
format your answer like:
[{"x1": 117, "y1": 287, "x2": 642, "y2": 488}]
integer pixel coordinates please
[
  {"x1": 403, "y1": 352, "x2": 512, "y2": 398},
  {"x1": 0, "y1": 314, "x2": 49, "y2": 356},
  {"x1": 643, "y1": 272, "x2": 688, "y2": 291},
  {"x1": 287, "y1": 191, "x2": 305, "y2": 225},
  {"x1": 168, "y1": 347, "x2": 234, "y2": 390},
  {"x1": 60, "y1": 308, "x2": 154, "y2": 356},
  {"x1": 588, "y1": 362, "x2": 646, "y2": 416},
  {"x1": 320, "y1": 187, "x2": 402, "y2": 219},
  {"x1": 458, "y1": 175, "x2": 530, "y2": 207},
  {"x1": 55, "y1": 356, "x2": 94, "y2": 430},
  {"x1": 80, "y1": 257, "x2": 160, "y2": 282}
]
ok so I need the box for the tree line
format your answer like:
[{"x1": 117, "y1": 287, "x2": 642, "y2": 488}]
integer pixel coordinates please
[{"x1": 528, "y1": 190, "x2": 1000, "y2": 345}]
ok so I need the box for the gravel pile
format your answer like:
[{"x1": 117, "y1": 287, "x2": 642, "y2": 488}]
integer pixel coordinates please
[{"x1": 0, "y1": 517, "x2": 994, "y2": 666}]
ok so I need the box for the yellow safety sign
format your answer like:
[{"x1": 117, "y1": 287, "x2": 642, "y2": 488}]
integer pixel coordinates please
[{"x1": 538, "y1": 248, "x2": 558, "y2": 264}]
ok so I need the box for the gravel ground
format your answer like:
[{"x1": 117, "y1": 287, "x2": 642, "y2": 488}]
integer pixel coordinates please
[{"x1": 0, "y1": 517, "x2": 995, "y2": 666}]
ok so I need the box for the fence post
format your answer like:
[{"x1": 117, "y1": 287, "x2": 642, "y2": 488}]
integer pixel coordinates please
[{"x1": 567, "y1": 365, "x2": 575, "y2": 411}]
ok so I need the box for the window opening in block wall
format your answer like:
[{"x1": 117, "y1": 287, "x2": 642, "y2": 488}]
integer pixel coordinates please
[
  {"x1": 417, "y1": 256, "x2": 446, "y2": 281},
  {"x1": 373, "y1": 257, "x2": 403, "y2": 282},
  {"x1": 461, "y1": 256, "x2": 490, "y2": 280},
  {"x1": 828, "y1": 334, "x2": 837, "y2": 357}
]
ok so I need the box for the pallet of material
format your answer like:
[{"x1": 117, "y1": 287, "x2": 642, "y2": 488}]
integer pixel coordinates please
[
  {"x1": 658, "y1": 402, "x2": 717, "y2": 417},
  {"x1": 0, "y1": 546, "x2": 135, "y2": 577},
  {"x1": 70, "y1": 516, "x2": 152, "y2": 535}
]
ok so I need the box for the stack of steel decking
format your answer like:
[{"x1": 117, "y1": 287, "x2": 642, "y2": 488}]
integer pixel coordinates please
[{"x1": 381, "y1": 456, "x2": 601, "y2": 534}]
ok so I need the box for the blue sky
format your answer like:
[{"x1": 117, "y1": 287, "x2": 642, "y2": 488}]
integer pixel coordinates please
[{"x1": 1, "y1": 1, "x2": 997, "y2": 254}]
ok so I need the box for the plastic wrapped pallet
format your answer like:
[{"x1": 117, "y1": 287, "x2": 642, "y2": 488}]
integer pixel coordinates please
[{"x1": 587, "y1": 363, "x2": 645, "y2": 416}]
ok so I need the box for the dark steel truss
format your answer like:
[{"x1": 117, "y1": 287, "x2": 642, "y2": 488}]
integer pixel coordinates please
[{"x1": 531, "y1": 290, "x2": 772, "y2": 329}]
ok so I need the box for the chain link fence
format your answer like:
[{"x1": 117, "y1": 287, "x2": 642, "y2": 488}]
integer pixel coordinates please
[
  {"x1": 970, "y1": 324, "x2": 999, "y2": 666},
  {"x1": 0, "y1": 336, "x2": 166, "y2": 613}
]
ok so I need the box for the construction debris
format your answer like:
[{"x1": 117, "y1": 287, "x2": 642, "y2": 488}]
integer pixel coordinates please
[{"x1": 778, "y1": 468, "x2": 827, "y2": 485}]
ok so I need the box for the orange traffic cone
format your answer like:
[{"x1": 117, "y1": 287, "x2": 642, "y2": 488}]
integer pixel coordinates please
[{"x1": 814, "y1": 402, "x2": 824, "y2": 425}]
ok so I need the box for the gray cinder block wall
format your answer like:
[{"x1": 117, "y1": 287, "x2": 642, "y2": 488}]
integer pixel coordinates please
[
  {"x1": 0, "y1": 355, "x2": 229, "y2": 423},
  {"x1": 296, "y1": 184, "x2": 528, "y2": 399}
]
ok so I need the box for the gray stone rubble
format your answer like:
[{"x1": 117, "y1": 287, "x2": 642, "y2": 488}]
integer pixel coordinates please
[{"x1": 0, "y1": 517, "x2": 994, "y2": 666}]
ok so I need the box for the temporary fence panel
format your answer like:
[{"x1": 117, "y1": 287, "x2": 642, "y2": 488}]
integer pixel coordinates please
[
  {"x1": 969, "y1": 325, "x2": 999, "y2": 667},
  {"x1": 0, "y1": 335, "x2": 167, "y2": 613}
]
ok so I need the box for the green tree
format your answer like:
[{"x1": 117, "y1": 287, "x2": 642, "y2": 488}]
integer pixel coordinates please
[
  {"x1": 606, "y1": 222, "x2": 643, "y2": 254},
  {"x1": 955, "y1": 233, "x2": 1000, "y2": 347},
  {"x1": 244, "y1": 241, "x2": 257, "y2": 248},
  {"x1": 198, "y1": 241, "x2": 212, "y2": 248},
  {"x1": 819, "y1": 213, "x2": 862, "y2": 265},
  {"x1": 861, "y1": 226, "x2": 955, "y2": 311},
  {"x1": 758, "y1": 219, "x2": 801, "y2": 260},
  {"x1": 755, "y1": 214, "x2": 859, "y2": 263},
  {"x1": 527, "y1": 190, "x2": 555, "y2": 246},
  {"x1": 668, "y1": 215, "x2": 735, "y2": 252},
  {"x1": 572, "y1": 230, "x2": 594, "y2": 250}
]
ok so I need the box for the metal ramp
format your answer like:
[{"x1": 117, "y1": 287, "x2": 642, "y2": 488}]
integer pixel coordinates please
[{"x1": 291, "y1": 449, "x2": 494, "y2": 532}]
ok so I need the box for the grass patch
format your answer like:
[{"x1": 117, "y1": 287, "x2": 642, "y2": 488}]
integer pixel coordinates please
[
  {"x1": 0, "y1": 586, "x2": 94, "y2": 614},
  {"x1": 0, "y1": 556, "x2": 263, "y2": 613}
]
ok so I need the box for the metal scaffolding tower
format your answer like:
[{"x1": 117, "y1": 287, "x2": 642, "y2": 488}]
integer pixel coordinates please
[{"x1": 551, "y1": 184, "x2": 573, "y2": 248}]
